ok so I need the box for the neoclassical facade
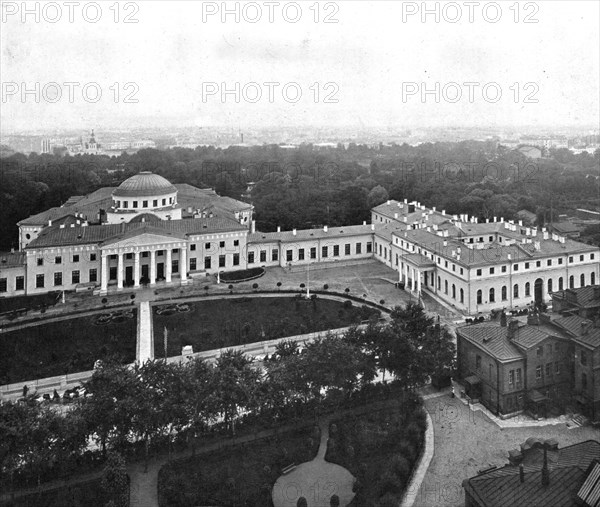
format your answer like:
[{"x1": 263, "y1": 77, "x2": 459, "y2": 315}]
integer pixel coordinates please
[{"x1": 1, "y1": 175, "x2": 599, "y2": 314}]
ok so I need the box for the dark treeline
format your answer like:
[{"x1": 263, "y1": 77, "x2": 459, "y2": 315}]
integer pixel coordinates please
[{"x1": 1, "y1": 142, "x2": 598, "y2": 250}]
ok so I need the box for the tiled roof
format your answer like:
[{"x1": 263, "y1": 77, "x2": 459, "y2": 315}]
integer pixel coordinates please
[
  {"x1": 457, "y1": 323, "x2": 524, "y2": 361},
  {"x1": 511, "y1": 325, "x2": 566, "y2": 350},
  {"x1": 26, "y1": 217, "x2": 247, "y2": 249},
  {"x1": 0, "y1": 251, "x2": 26, "y2": 268},
  {"x1": 553, "y1": 315, "x2": 600, "y2": 349},
  {"x1": 17, "y1": 187, "x2": 114, "y2": 226},
  {"x1": 577, "y1": 461, "x2": 600, "y2": 507},
  {"x1": 248, "y1": 224, "x2": 375, "y2": 244},
  {"x1": 464, "y1": 440, "x2": 600, "y2": 507}
]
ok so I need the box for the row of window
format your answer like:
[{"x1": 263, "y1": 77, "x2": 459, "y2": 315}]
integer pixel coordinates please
[
  {"x1": 37, "y1": 253, "x2": 97, "y2": 266},
  {"x1": 535, "y1": 362, "x2": 561, "y2": 379},
  {"x1": 114, "y1": 197, "x2": 174, "y2": 209},
  {"x1": 0, "y1": 276, "x2": 25, "y2": 292},
  {"x1": 35, "y1": 269, "x2": 98, "y2": 288},
  {"x1": 475, "y1": 254, "x2": 595, "y2": 276},
  {"x1": 473, "y1": 273, "x2": 596, "y2": 305},
  {"x1": 248, "y1": 242, "x2": 373, "y2": 264}
]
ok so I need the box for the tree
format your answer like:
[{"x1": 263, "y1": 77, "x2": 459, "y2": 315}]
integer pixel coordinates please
[
  {"x1": 367, "y1": 185, "x2": 389, "y2": 208},
  {"x1": 213, "y1": 350, "x2": 261, "y2": 434},
  {"x1": 101, "y1": 452, "x2": 128, "y2": 507}
]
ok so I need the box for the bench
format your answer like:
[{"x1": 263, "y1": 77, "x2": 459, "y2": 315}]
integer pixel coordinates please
[{"x1": 282, "y1": 464, "x2": 296, "y2": 475}]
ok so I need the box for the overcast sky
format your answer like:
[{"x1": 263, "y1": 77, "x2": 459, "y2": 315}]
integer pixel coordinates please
[{"x1": 1, "y1": 0, "x2": 599, "y2": 131}]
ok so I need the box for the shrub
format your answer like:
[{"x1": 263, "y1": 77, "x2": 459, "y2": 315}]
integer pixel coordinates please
[
  {"x1": 252, "y1": 283, "x2": 259, "y2": 291},
  {"x1": 378, "y1": 492, "x2": 401, "y2": 507},
  {"x1": 277, "y1": 282, "x2": 282, "y2": 290},
  {"x1": 390, "y1": 454, "x2": 411, "y2": 484},
  {"x1": 397, "y1": 441, "x2": 417, "y2": 462},
  {"x1": 343, "y1": 300, "x2": 352, "y2": 309},
  {"x1": 380, "y1": 299, "x2": 385, "y2": 305},
  {"x1": 330, "y1": 494, "x2": 340, "y2": 506},
  {"x1": 378, "y1": 471, "x2": 403, "y2": 496},
  {"x1": 323, "y1": 284, "x2": 329, "y2": 290},
  {"x1": 297, "y1": 498, "x2": 308, "y2": 507},
  {"x1": 345, "y1": 288, "x2": 350, "y2": 294},
  {"x1": 300, "y1": 283, "x2": 305, "y2": 289},
  {"x1": 101, "y1": 298, "x2": 108, "y2": 304}
]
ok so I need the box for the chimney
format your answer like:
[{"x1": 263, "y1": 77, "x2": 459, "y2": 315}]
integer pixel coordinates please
[
  {"x1": 494, "y1": 216, "x2": 497, "y2": 222},
  {"x1": 394, "y1": 213, "x2": 399, "y2": 219},
  {"x1": 432, "y1": 207, "x2": 436, "y2": 211},
  {"x1": 363, "y1": 221, "x2": 367, "y2": 225},
  {"x1": 48, "y1": 219, "x2": 52, "y2": 226},
  {"x1": 541, "y1": 447, "x2": 550, "y2": 487},
  {"x1": 519, "y1": 220, "x2": 523, "y2": 227},
  {"x1": 371, "y1": 223, "x2": 375, "y2": 231},
  {"x1": 292, "y1": 229, "x2": 297, "y2": 236},
  {"x1": 519, "y1": 464, "x2": 525, "y2": 483},
  {"x1": 251, "y1": 220, "x2": 256, "y2": 234},
  {"x1": 323, "y1": 225, "x2": 328, "y2": 233},
  {"x1": 507, "y1": 320, "x2": 519, "y2": 340},
  {"x1": 277, "y1": 226, "x2": 281, "y2": 233},
  {"x1": 442, "y1": 210, "x2": 446, "y2": 215},
  {"x1": 387, "y1": 200, "x2": 391, "y2": 205},
  {"x1": 543, "y1": 231, "x2": 549, "y2": 240}
]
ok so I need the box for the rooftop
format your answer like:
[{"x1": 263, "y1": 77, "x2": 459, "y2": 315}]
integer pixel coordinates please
[
  {"x1": 463, "y1": 440, "x2": 600, "y2": 507},
  {"x1": 112, "y1": 172, "x2": 178, "y2": 198}
]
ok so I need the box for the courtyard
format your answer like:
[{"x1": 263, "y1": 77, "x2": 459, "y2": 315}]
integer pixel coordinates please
[{"x1": 416, "y1": 395, "x2": 600, "y2": 507}]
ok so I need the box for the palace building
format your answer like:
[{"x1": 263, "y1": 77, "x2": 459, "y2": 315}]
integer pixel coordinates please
[{"x1": 1, "y1": 176, "x2": 598, "y2": 316}]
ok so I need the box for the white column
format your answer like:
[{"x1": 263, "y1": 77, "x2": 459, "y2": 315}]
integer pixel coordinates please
[
  {"x1": 100, "y1": 252, "x2": 108, "y2": 294},
  {"x1": 134, "y1": 251, "x2": 140, "y2": 287},
  {"x1": 180, "y1": 245, "x2": 188, "y2": 285},
  {"x1": 166, "y1": 248, "x2": 172, "y2": 283},
  {"x1": 117, "y1": 252, "x2": 124, "y2": 289},
  {"x1": 150, "y1": 250, "x2": 156, "y2": 285},
  {"x1": 417, "y1": 269, "x2": 422, "y2": 294},
  {"x1": 403, "y1": 263, "x2": 408, "y2": 285}
]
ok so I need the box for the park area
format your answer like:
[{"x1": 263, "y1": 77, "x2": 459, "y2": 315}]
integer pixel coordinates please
[
  {"x1": 153, "y1": 296, "x2": 380, "y2": 357},
  {"x1": 0, "y1": 309, "x2": 137, "y2": 385}
]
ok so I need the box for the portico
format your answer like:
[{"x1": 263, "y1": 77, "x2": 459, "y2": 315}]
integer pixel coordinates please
[
  {"x1": 399, "y1": 253, "x2": 436, "y2": 295},
  {"x1": 99, "y1": 229, "x2": 189, "y2": 295}
]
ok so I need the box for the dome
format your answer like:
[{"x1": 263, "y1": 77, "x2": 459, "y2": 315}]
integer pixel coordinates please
[{"x1": 113, "y1": 172, "x2": 177, "y2": 197}]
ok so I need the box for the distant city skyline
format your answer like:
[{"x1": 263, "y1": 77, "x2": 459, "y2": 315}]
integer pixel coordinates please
[{"x1": 1, "y1": 1, "x2": 599, "y2": 132}]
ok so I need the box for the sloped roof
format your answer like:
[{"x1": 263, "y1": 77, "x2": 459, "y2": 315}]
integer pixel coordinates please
[
  {"x1": 26, "y1": 217, "x2": 247, "y2": 249},
  {"x1": 511, "y1": 325, "x2": 566, "y2": 350},
  {"x1": 0, "y1": 251, "x2": 26, "y2": 269},
  {"x1": 457, "y1": 323, "x2": 524, "y2": 361},
  {"x1": 464, "y1": 441, "x2": 600, "y2": 507},
  {"x1": 248, "y1": 224, "x2": 376, "y2": 244},
  {"x1": 553, "y1": 315, "x2": 600, "y2": 349}
]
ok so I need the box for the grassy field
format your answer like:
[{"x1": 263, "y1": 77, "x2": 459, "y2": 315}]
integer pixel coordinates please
[
  {"x1": 0, "y1": 310, "x2": 137, "y2": 385},
  {"x1": 153, "y1": 296, "x2": 378, "y2": 357},
  {"x1": 158, "y1": 425, "x2": 320, "y2": 507}
]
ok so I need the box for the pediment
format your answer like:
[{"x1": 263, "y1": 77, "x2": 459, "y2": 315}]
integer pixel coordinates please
[{"x1": 101, "y1": 230, "x2": 185, "y2": 250}]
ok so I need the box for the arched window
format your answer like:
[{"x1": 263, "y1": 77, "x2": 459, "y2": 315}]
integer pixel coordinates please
[
  {"x1": 460, "y1": 288, "x2": 464, "y2": 303},
  {"x1": 501, "y1": 286, "x2": 507, "y2": 301},
  {"x1": 525, "y1": 282, "x2": 531, "y2": 297},
  {"x1": 514, "y1": 284, "x2": 519, "y2": 298},
  {"x1": 569, "y1": 275, "x2": 574, "y2": 288},
  {"x1": 452, "y1": 284, "x2": 456, "y2": 299},
  {"x1": 477, "y1": 289, "x2": 482, "y2": 305},
  {"x1": 581, "y1": 273, "x2": 585, "y2": 287},
  {"x1": 489, "y1": 288, "x2": 495, "y2": 303},
  {"x1": 445, "y1": 280, "x2": 448, "y2": 294},
  {"x1": 592, "y1": 272, "x2": 596, "y2": 285},
  {"x1": 558, "y1": 277, "x2": 563, "y2": 291},
  {"x1": 547, "y1": 278, "x2": 553, "y2": 294}
]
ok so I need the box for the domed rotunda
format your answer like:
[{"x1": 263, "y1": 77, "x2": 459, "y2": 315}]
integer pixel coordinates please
[{"x1": 106, "y1": 172, "x2": 182, "y2": 224}]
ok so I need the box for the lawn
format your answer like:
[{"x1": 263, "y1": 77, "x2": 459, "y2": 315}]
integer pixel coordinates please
[
  {"x1": 0, "y1": 309, "x2": 137, "y2": 385},
  {"x1": 158, "y1": 425, "x2": 321, "y2": 507},
  {"x1": 1, "y1": 478, "x2": 121, "y2": 507},
  {"x1": 325, "y1": 397, "x2": 426, "y2": 507},
  {"x1": 153, "y1": 296, "x2": 379, "y2": 357}
]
